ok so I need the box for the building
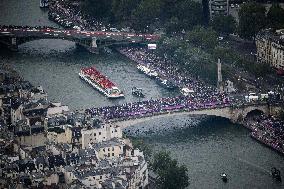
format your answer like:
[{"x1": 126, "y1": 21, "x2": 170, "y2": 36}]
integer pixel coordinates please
[
  {"x1": 62, "y1": 148, "x2": 148, "y2": 189},
  {"x1": 0, "y1": 66, "x2": 149, "y2": 189},
  {"x1": 224, "y1": 80, "x2": 236, "y2": 93},
  {"x1": 81, "y1": 123, "x2": 122, "y2": 149},
  {"x1": 256, "y1": 29, "x2": 284, "y2": 70},
  {"x1": 209, "y1": 0, "x2": 229, "y2": 18},
  {"x1": 91, "y1": 138, "x2": 125, "y2": 159}
]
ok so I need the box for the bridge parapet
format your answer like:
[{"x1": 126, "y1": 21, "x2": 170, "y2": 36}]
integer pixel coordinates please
[
  {"x1": 0, "y1": 25, "x2": 160, "y2": 53},
  {"x1": 104, "y1": 102, "x2": 282, "y2": 128}
]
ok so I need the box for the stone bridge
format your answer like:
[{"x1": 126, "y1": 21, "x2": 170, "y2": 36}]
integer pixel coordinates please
[
  {"x1": 0, "y1": 26, "x2": 160, "y2": 53},
  {"x1": 111, "y1": 103, "x2": 283, "y2": 128}
]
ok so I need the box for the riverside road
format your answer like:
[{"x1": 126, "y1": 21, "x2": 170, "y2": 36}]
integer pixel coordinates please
[{"x1": 0, "y1": 0, "x2": 284, "y2": 189}]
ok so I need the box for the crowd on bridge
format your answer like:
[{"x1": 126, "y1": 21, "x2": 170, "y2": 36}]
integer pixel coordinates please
[{"x1": 86, "y1": 94, "x2": 230, "y2": 121}]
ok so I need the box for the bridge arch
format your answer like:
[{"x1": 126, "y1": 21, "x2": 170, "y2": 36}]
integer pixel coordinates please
[
  {"x1": 112, "y1": 108, "x2": 235, "y2": 128},
  {"x1": 245, "y1": 109, "x2": 265, "y2": 117},
  {"x1": 111, "y1": 105, "x2": 272, "y2": 128},
  {"x1": 242, "y1": 106, "x2": 267, "y2": 119}
]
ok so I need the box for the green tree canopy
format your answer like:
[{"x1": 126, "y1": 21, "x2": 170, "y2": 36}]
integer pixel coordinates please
[
  {"x1": 130, "y1": 138, "x2": 152, "y2": 161},
  {"x1": 131, "y1": 0, "x2": 162, "y2": 32},
  {"x1": 81, "y1": 0, "x2": 204, "y2": 34},
  {"x1": 211, "y1": 15, "x2": 237, "y2": 35},
  {"x1": 154, "y1": 0, "x2": 203, "y2": 34},
  {"x1": 160, "y1": 0, "x2": 179, "y2": 22},
  {"x1": 151, "y1": 151, "x2": 189, "y2": 189},
  {"x1": 111, "y1": 0, "x2": 141, "y2": 25},
  {"x1": 81, "y1": 0, "x2": 113, "y2": 22},
  {"x1": 267, "y1": 3, "x2": 284, "y2": 30},
  {"x1": 175, "y1": 0, "x2": 203, "y2": 31},
  {"x1": 156, "y1": 34, "x2": 218, "y2": 85},
  {"x1": 185, "y1": 25, "x2": 218, "y2": 50},
  {"x1": 238, "y1": 2, "x2": 266, "y2": 40}
]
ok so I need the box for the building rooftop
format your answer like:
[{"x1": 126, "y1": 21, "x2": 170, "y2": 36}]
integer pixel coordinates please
[
  {"x1": 91, "y1": 138, "x2": 124, "y2": 151},
  {"x1": 257, "y1": 29, "x2": 284, "y2": 47}
]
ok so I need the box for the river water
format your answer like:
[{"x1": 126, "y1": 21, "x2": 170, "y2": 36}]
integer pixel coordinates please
[{"x1": 0, "y1": 1, "x2": 283, "y2": 188}]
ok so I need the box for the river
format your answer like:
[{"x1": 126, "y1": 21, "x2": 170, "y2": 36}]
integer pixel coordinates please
[{"x1": 0, "y1": 1, "x2": 283, "y2": 188}]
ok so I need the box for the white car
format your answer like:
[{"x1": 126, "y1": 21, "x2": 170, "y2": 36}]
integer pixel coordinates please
[{"x1": 110, "y1": 28, "x2": 120, "y2": 32}]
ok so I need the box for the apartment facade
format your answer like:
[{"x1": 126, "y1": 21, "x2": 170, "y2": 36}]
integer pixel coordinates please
[
  {"x1": 256, "y1": 29, "x2": 284, "y2": 70},
  {"x1": 209, "y1": 0, "x2": 229, "y2": 18}
]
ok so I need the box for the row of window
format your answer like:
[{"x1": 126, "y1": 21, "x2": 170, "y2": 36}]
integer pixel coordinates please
[
  {"x1": 107, "y1": 153, "x2": 115, "y2": 157},
  {"x1": 102, "y1": 147, "x2": 115, "y2": 152}
]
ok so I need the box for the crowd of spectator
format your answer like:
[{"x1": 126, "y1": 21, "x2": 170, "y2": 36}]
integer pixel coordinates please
[
  {"x1": 87, "y1": 94, "x2": 230, "y2": 121},
  {"x1": 48, "y1": 0, "x2": 106, "y2": 31},
  {"x1": 118, "y1": 47, "x2": 217, "y2": 95},
  {"x1": 245, "y1": 114, "x2": 284, "y2": 155}
]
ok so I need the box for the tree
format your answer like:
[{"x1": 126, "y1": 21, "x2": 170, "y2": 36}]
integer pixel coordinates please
[
  {"x1": 164, "y1": 17, "x2": 181, "y2": 34},
  {"x1": 81, "y1": 0, "x2": 113, "y2": 22},
  {"x1": 131, "y1": 0, "x2": 162, "y2": 32},
  {"x1": 211, "y1": 15, "x2": 236, "y2": 35},
  {"x1": 156, "y1": 35, "x2": 218, "y2": 85},
  {"x1": 238, "y1": 2, "x2": 266, "y2": 40},
  {"x1": 185, "y1": 25, "x2": 218, "y2": 50},
  {"x1": 176, "y1": 0, "x2": 203, "y2": 31},
  {"x1": 213, "y1": 46, "x2": 237, "y2": 64},
  {"x1": 130, "y1": 138, "x2": 152, "y2": 161},
  {"x1": 202, "y1": 0, "x2": 210, "y2": 25},
  {"x1": 151, "y1": 151, "x2": 189, "y2": 189},
  {"x1": 111, "y1": 0, "x2": 141, "y2": 25},
  {"x1": 267, "y1": 3, "x2": 284, "y2": 30},
  {"x1": 160, "y1": 0, "x2": 179, "y2": 23},
  {"x1": 156, "y1": 36, "x2": 185, "y2": 58}
]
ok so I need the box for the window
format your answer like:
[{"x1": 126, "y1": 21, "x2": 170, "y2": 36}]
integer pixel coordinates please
[
  {"x1": 108, "y1": 153, "x2": 110, "y2": 157},
  {"x1": 99, "y1": 132, "x2": 101, "y2": 135},
  {"x1": 112, "y1": 153, "x2": 114, "y2": 156},
  {"x1": 112, "y1": 147, "x2": 114, "y2": 151}
]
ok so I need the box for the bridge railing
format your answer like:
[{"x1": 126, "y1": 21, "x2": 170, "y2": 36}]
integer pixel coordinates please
[{"x1": 91, "y1": 98, "x2": 284, "y2": 123}]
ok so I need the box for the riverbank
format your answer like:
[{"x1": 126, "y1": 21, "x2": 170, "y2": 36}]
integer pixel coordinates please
[{"x1": 244, "y1": 115, "x2": 284, "y2": 156}]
